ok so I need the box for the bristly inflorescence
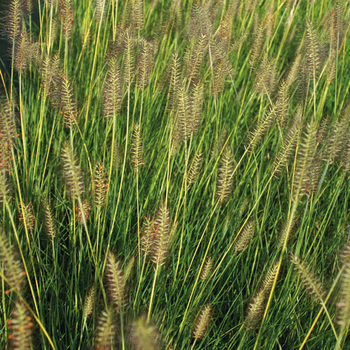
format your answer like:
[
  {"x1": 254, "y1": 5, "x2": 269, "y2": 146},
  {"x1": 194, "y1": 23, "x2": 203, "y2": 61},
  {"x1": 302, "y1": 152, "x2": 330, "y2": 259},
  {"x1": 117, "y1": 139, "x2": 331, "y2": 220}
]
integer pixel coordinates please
[
  {"x1": 290, "y1": 254, "x2": 325, "y2": 303},
  {"x1": 337, "y1": 244, "x2": 350, "y2": 327},
  {"x1": 59, "y1": 74, "x2": 78, "y2": 128},
  {"x1": 192, "y1": 305, "x2": 212, "y2": 340},
  {"x1": 92, "y1": 162, "x2": 108, "y2": 210},
  {"x1": 42, "y1": 197, "x2": 56, "y2": 242},
  {"x1": 131, "y1": 123, "x2": 144, "y2": 174},
  {"x1": 245, "y1": 263, "x2": 279, "y2": 330},
  {"x1": 105, "y1": 251, "x2": 125, "y2": 313},
  {"x1": 104, "y1": 55, "x2": 122, "y2": 119},
  {"x1": 234, "y1": 219, "x2": 256, "y2": 253},
  {"x1": 217, "y1": 146, "x2": 235, "y2": 203},
  {"x1": 130, "y1": 316, "x2": 160, "y2": 350},
  {"x1": 61, "y1": 142, "x2": 85, "y2": 199},
  {"x1": 0, "y1": 229, "x2": 25, "y2": 292},
  {"x1": 5, "y1": 0, "x2": 23, "y2": 41},
  {"x1": 95, "y1": 307, "x2": 116, "y2": 349},
  {"x1": 60, "y1": 0, "x2": 74, "y2": 41},
  {"x1": 8, "y1": 301, "x2": 33, "y2": 349}
]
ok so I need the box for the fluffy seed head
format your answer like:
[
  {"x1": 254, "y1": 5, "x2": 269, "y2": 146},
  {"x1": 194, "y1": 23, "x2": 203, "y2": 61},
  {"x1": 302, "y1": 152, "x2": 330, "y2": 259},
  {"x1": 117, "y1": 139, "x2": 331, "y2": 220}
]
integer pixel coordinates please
[{"x1": 193, "y1": 305, "x2": 212, "y2": 340}]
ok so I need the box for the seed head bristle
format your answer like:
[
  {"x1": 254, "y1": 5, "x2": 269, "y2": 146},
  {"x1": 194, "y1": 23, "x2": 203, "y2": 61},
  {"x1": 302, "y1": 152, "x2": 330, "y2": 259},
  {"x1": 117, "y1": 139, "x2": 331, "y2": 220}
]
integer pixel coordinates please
[
  {"x1": 337, "y1": 244, "x2": 350, "y2": 327},
  {"x1": 95, "y1": 307, "x2": 116, "y2": 349},
  {"x1": 132, "y1": 0, "x2": 144, "y2": 31},
  {"x1": 273, "y1": 122, "x2": 299, "y2": 174},
  {"x1": 285, "y1": 51, "x2": 302, "y2": 88},
  {"x1": 19, "y1": 202, "x2": 35, "y2": 232},
  {"x1": 14, "y1": 31, "x2": 30, "y2": 73},
  {"x1": 0, "y1": 229, "x2": 25, "y2": 292},
  {"x1": 254, "y1": 54, "x2": 277, "y2": 96},
  {"x1": 123, "y1": 30, "x2": 135, "y2": 85},
  {"x1": 326, "y1": 113, "x2": 350, "y2": 164},
  {"x1": 93, "y1": 162, "x2": 108, "y2": 210},
  {"x1": 84, "y1": 285, "x2": 96, "y2": 319},
  {"x1": 305, "y1": 20, "x2": 320, "y2": 81},
  {"x1": 277, "y1": 216, "x2": 298, "y2": 250},
  {"x1": 136, "y1": 40, "x2": 155, "y2": 89},
  {"x1": 200, "y1": 257, "x2": 213, "y2": 281},
  {"x1": 245, "y1": 263, "x2": 279, "y2": 330},
  {"x1": 192, "y1": 305, "x2": 212, "y2": 340},
  {"x1": 59, "y1": 0, "x2": 74, "y2": 41},
  {"x1": 248, "y1": 107, "x2": 275, "y2": 152},
  {"x1": 104, "y1": 54, "x2": 122, "y2": 119},
  {"x1": 249, "y1": 15, "x2": 265, "y2": 67},
  {"x1": 95, "y1": 0, "x2": 106, "y2": 23},
  {"x1": 42, "y1": 197, "x2": 56, "y2": 241},
  {"x1": 105, "y1": 251, "x2": 125, "y2": 312},
  {"x1": 5, "y1": 0, "x2": 23, "y2": 41},
  {"x1": 0, "y1": 170, "x2": 10, "y2": 204},
  {"x1": 61, "y1": 142, "x2": 85, "y2": 199},
  {"x1": 186, "y1": 34, "x2": 207, "y2": 87},
  {"x1": 131, "y1": 123, "x2": 144, "y2": 174},
  {"x1": 59, "y1": 74, "x2": 78, "y2": 128},
  {"x1": 234, "y1": 220, "x2": 256, "y2": 253},
  {"x1": 123, "y1": 255, "x2": 135, "y2": 284},
  {"x1": 290, "y1": 254, "x2": 325, "y2": 303},
  {"x1": 217, "y1": 146, "x2": 235, "y2": 203},
  {"x1": 130, "y1": 316, "x2": 160, "y2": 350},
  {"x1": 151, "y1": 201, "x2": 170, "y2": 268},
  {"x1": 8, "y1": 301, "x2": 33, "y2": 349},
  {"x1": 167, "y1": 52, "x2": 181, "y2": 112},
  {"x1": 293, "y1": 122, "x2": 318, "y2": 197},
  {"x1": 188, "y1": 152, "x2": 203, "y2": 188}
]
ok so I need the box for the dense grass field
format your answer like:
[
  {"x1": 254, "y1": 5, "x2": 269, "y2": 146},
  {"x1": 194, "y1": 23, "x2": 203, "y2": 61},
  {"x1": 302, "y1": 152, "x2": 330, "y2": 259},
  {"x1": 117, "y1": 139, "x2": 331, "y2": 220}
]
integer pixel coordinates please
[{"x1": 1, "y1": 0, "x2": 350, "y2": 348}]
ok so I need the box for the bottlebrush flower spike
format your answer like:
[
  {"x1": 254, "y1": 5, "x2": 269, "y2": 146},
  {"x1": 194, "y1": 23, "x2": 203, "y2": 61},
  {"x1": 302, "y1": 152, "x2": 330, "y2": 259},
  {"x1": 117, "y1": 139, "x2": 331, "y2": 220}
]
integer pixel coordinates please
[
  {"x1": 104, "y1": 56, "x2": 122, "y2": 119},
  {"x1": 8, "y1": 301, "x2": 33, "y2": 349},
  {"x1": 42, "y1": 197, "x2": 56, "y2": 242},
  {"x1": 95, "y1": 307, "x2": 116, "y2": 349},
  {"x1": 0, "y1": 228, "x2": 25, "y2": 292},
  {"x1": 105, "y1": 251, "x2": 125, "y2": 313},
  {"x1": 61, "y1": 142, "x2": 85, "y2": 199},
  {"x1": 193, "y1": 305, "x2": 212, "y2": 340},
  {"x1": 130, "y1": 316, "x2": 160, "y2": 350},
  {"x1": 131, "y1": 123, "x2": 144, "y2": 174},
  {"x1": 93, "y1": 162, "x2": 108, "y2": 210},
  {"x1": 217, "y1": 146, "x2": 235, "y2": 203}
]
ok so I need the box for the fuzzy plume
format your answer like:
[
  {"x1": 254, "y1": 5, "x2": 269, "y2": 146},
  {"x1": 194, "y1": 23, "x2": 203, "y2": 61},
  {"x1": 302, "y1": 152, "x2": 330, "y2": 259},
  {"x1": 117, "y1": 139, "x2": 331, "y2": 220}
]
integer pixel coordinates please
[
  {"x1": 249, "y1": 15, "x2": 265, "y2": 67},
  {"x1": 200, "y1": 257, "x2": 213, "y2": 281},
  {"x1": 245, "y1": 263, "x2": 279, "y2": 330},
  {"x1": 8, "y1": 301, "x2": 33, "y2": 349},
  {"x1": 5, "y1": 0, "x2": 23, "y2": 41},
  {"x1": 167, "y1": 52, "x2": 181, "y2": 112},
  {"x1": 254, "y1": 55, "x2": 277, "y2": 96},
  {"x1": 93, "y1": 162, "x2": 108, "y2": 210},
  {"x1": 293, "y1": 122, "x2": 317, "y2": 197},
  {"x1": 105, "y1": 251, "x2": 125, "y2": 312},
  {"x1": 104, "y1": 56, "x2": 122, "y2": 119},
  {"x1": 0, "y1": 229, "x2": 25, "y2": 292},
  {"x1": 84, "y1": 285, "x2": 96, "y2": 319},
  {"x1": 94, "y1": 307, "x2": 116, "y2": 349},
  {"x1": 136, "y1": 40, "x2": 155, "y2": 89},
  {"x1": 59, "y1": 74, "x2": 78, "y2": 128},
  {"x1": 61, "y1": 142, "x2": 85, "y2": 199},
  {"x1": 234, "y1": 220, "x2": 256, "y2": 253},
  {"x1": 131, "y1": 123, "x2": 144, "y2": 173},
  {"x1": 188, "y1": 152, "x2": 203, "y2": 188},
  {"x1": 130, "y1": 316, "x2": 160, "y2": 350},
  {"x1": 248, "y1": 107, "x2": 275, "y2": 152},
  {"x1": 42, "y1": 197, "x2": 56, "y2": 242},
  {"x1": 151, "y1": 201, "x2": 170, "y2": 268},
  {"x1": 217, "y1": 146, "x2": 235, "y2": 203},
  {"x1": 305, "y1": 20, "x2": 320, "y2": 81},
  {"x1": 0, "y1": 96, "x2": 17, "y2": 173},
  {"x1": 291, "y1": 254, "x2": 325, "y2": 303},
  {"x1": 59, "y1": 0, "x2": 74, "y2": 41},
  {"x1": 337, "y1": 244, "x2": 350, "y2": 327},
  {"x1": 193, "y1": 305, "x2": 212, "y2": 340}
]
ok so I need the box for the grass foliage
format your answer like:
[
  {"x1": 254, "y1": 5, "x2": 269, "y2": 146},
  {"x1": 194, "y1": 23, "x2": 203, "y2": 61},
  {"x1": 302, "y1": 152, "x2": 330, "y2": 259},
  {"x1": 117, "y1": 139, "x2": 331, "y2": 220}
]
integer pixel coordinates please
[{"x1": 0, "y1": 0, "x2": 350, "y2": 348}]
